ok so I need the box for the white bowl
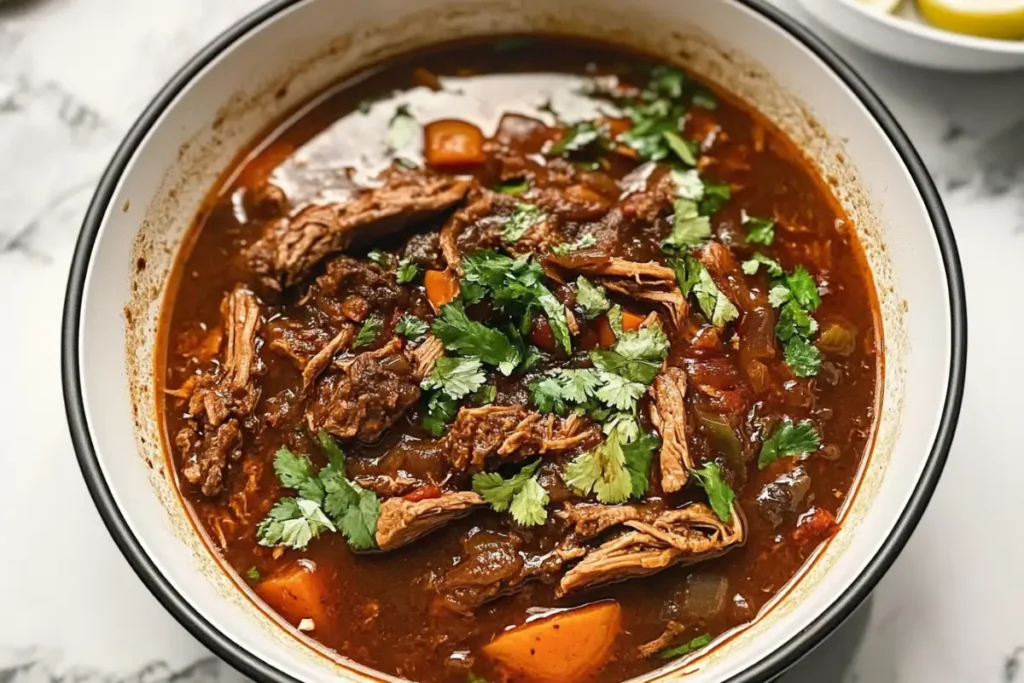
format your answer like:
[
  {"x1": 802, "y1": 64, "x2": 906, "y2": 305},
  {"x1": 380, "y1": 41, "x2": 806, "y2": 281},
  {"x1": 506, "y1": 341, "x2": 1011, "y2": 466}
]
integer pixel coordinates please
[
  {"x1": 796, "y1": 0, "x2": 1024, "y2": 72},
  {"x1": 62, "y1": 0, "x2": 966, "y2": 681}
]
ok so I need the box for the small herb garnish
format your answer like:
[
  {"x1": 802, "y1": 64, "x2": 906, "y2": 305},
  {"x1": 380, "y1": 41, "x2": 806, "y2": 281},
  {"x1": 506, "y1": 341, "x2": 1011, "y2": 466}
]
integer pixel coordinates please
[
  {"x1": 396, "y1": 259, "x2": 420, "y2": 284},
  {"x1": 385, "y1": 104, "x2": 419, "y2": 153},
  {"x1": 690, "y1": 462, "x2": 735, "y2": 523},
  {"x1": 742, "y1": 253, "x2": 784, "y2": 277},
  {"x1": 366, "y1": 249, "x2": 389, "y2": 266},
  {"x1": 395, "y1": 314, "x2": 429, "y2": 342},
  {"x1": 245, "y1": 567, "x2": 261, "y2": 581},
  {"x1": 575, "y1": 276, "x2": 611, "y2": 320},
  {"x1": 550, "y1": 233, "x2": 598, "y2": 256},
  {"x1": 758, "y1": 419, "x2": 821, "y2": 469},
  {"x1": 670, "y1": 255, "x2": 739, "y2": 328},
  {"x1": 743, "y1": 212, "x2": 776, "y2": 246},
  {"x1": 495, "y1": 177, "x2": 530, "y2": 195},
  {"x1": 421, "y1": 356, "x2": 487, "y2": 401},
  {"x1": 432, "y1": 303, "x2": 521, "y2": 375},
  {"x1": 353, "y1": 314, "x2": 383, "y2": 348},
  {"x1": 422, "y1": 390, "x2": 459, "y2": 437},
  {"x1": 472, "y1": 460, "x2": 550, "y2": 526},
  {"x1": 549, "y1": 121, "x2": 606, "y2": 157},
  {"x1": 564, "y1": 429, "x2": 659, "y2": 504},
  {"x1": 503, "y1": 203, "x2": 547, "y2": 243},
  {"x1": 657, "y1": 633, "x2": 713, "y2": 660}
]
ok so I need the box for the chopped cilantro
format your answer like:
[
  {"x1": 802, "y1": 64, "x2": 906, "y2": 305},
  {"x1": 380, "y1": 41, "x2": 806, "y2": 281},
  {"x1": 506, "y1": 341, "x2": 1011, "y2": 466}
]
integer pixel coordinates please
[
  {"x1": 422, "y1": 390, "x2": 458, "y2": 437},
  {"x1": 520, "y1": 344, "x2": 545, "y2": 372},
  {"x1": 658, "y1": 633, "x2": 713, "y2": 660},
  {"x1": 699, "y1": 181, "x2": 731, "y2": 215},
  {"x1": 395, "y1": 314, "x2": 429, "y2": 342},
  {"x1": 776, "y1": 301, "x2": 818, "y2": 341},
  {"x1": 743, "y1": 212, "x2": 776, "y2": 246},
  {"x1": 529, "y1": 368, "x2": 602, "y2": 416},
  {"x1": 421, "y1": 356, "x2": 487, "y2": 400},
  {"x1": 396, "y1": 259, "x2": 420, "y2": 284},
  {"x1": 758, "y1": 419, "x2": 821, "y2": 469},
  {"x1": 769, "y1": 284, "x2": 792, "y2": 308},
  {"x1": 575, "y1": 276, "x2": 611, "y2": 320},
  {"x1": 503, "y1": 203, "x2": 547, "y2": 243},
  {"x1": 256, "y1": 497, "x2": 335, "y2": 550},
  {"x1": 785, "y1": 266, "x2": 821, "y2": 312},
  {"x1": 385, "y1": 104, "x2": 419, "y2": 153},
  {"x1": 549, "y1": 121, "x2": 605, "y2": 156},
  {"x1": 495, "y1": 177, "x2": 530, "y2": 195},
  {"x1": 245, "y1": 566, "x2": 261, "y2": 581},
  {"x1": 648, "y1": 65, "x2": 686, "y2": 99},
  {"x1": 622, "y1": 432, "x2": 660, "y2": 497},
  {"x1": 618, "y1": 99, "x2": 686, "y2": 162},
  {"x1": 470, "y1": 383, "x2": 497, "y2": 405},
  {"x1": 472, "y1": 460, "x2": 549, "y2": 526},
  {"x1": 564, "y1": 430, "x2": 633, "y2": 504},
  {"x1": 783, "y1": 337, "x2": 822, "y2": 378},
  {"x1": 663, "y1": 213, "x2": 711, "y2": 250},
  {"x1": 603, "y1": 411, "x2": 641, "y2": 442},
  {"x1": 320, "y1": 466, "x2": 380, "y2": 550},
  {"x1": 353, "y1": 314, "x2": 383, "y2": 348},
  {"x1": 671, "y1": 168, "x2": 705, "y2": 201},
  {"x1": 317, "y1": 430, "x2": 346, "y2": 473},
  {"x1": 432, "y1": 303, "x2": 521, "y2": 375},
  {"x1": 366, "y1": 249, "x2": 389, "y2": 266},
  {"x1": 672, "y1": 256, "x2": 738, "y2": 328},
  {"x1": 663, "y1": 130, "x2": 698, "y2": 166},
  {"x1": 742, "y1": 253, "x2": 784, "y2": 277},
  {"x1": 536, "y1": 289, "x2": 573, "y2": 355},
  {"x1": 272, "y1": 447, "x2": 324, "y2": 501},
  {"x1": 467, "y1": 674, "x2": 488, "y2": 683},
  {"x1": 691, "y1": 462, "x2": 735, "y2": 523},
  {"x1": 594, "y1": 373, "x2": 647, "y2": 411},
  {"x1": 691, "y1": 86, "x2": 718, "y2": 110},
  {"x1": 589, "y1": 321, "x2": 670, "y2": 384},
  {"x1": 550, "y1": 233, "x2": 597, "y2": 256}
]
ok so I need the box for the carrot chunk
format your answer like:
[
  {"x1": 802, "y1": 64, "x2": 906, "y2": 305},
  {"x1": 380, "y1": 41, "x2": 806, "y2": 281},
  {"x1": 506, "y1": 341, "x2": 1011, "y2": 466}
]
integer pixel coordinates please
[
  {"x1": 595, "y1": 310, "x2": 646, "y2": 348},
  {"x1": 424, "y1": 119, "x2": 486, "y2": 168},
  {"x1": 254, "y1": 559, "x2": 328, "y2": 626},
  {"x1": 424, "y1": 269, "x2": 459, "y2": 311},
  {"x1": 483, "y1": 601, "x2": 622, "y2": 682}
]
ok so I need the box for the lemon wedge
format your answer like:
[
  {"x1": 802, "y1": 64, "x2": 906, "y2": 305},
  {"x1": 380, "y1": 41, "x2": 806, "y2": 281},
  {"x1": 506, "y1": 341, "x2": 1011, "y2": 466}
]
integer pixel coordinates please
[
  {"x1": 857, "y1": 0, "x2": 904, "y2": 11},
  {"x1": 915, "y1": 0, "x2": 1024, "y2": 40}
]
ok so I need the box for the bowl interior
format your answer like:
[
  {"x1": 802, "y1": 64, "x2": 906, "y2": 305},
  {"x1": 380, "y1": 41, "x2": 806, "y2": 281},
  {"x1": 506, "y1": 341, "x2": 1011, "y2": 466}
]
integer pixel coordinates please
[{"x1": 68, "y1": 0, "x2": 958, "y2": 681}]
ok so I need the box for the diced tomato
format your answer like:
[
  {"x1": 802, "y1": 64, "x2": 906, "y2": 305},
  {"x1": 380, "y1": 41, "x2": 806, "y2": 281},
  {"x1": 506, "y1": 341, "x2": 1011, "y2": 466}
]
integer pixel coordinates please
[
  {"x1": 792, "y1": 507, "x2": 838, "y2": 547},
  {"x1": 530, "y1": 316, "x2": 557, "y2": 352}
]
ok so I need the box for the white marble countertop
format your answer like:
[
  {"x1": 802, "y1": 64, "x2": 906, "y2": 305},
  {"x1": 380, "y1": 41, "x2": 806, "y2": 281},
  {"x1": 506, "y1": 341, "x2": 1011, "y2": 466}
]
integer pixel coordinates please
[{"x1": 1, "y1": 0, "x2": 1021, "y2": 681}]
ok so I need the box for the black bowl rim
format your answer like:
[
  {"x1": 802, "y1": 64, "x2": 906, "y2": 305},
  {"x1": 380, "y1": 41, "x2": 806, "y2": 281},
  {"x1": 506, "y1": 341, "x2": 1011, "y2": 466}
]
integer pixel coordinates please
[{"x1": 61, "y1": 0, "x2": 966, "y2": 681}]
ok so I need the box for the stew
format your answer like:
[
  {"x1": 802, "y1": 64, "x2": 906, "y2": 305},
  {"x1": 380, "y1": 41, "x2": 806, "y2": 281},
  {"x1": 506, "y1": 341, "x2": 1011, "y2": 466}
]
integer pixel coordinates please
[{"x1": 162, "y1": 37, "x2": 879, "y2": 683}]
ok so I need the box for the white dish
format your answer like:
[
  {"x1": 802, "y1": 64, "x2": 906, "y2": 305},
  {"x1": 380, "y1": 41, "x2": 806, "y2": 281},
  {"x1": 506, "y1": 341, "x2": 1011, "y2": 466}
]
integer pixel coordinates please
[
  {"x1": 796, "y1": 0, "x2": 1024, "y2": 71},
  {"x1": 62, "y1": 0, "x2": 965, "y2": 681}
]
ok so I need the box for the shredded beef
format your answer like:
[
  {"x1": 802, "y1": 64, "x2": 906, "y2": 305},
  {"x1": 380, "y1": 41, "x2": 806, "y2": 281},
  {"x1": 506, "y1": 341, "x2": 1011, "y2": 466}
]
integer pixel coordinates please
[
  {"x1": 375, "y1": 491, "x2": 484, "y2": 551},
  {"x1": 305, "y1": 338, "x2": 421, "y2": 442},
  {"x1": 247, "y1": 167, "x2": 472, "y2": 288}
]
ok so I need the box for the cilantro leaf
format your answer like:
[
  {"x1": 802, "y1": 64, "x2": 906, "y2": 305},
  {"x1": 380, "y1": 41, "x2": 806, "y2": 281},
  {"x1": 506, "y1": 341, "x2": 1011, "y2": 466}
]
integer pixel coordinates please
[
  {"x1": 622, "y1": 432, "x2": 659, "y2": 497},
  {"x1": 396, "y1": 259, "x2": 420, "y2": 284},
  {"x1": 549, "y1": 121, "x2": 604, "y2": 156},
  {"x1": 245, "y1": 567, "x2": 260, "y2": 581},
  {"x1": 353, "y1": 314, "x2": 383, "y2": 348},
  {"x1": 648, "y1": 65, "x2": 686, "y2": 98},
  {"x1": 692, "y1": 86, "x2": 718, "y2": 110},
  {"x1": 256, "y1": 497, "x2": 335, "y2": 550},
  {"x1": 603, "y1": 412, "x2": 641, "y2": 443},
  {"x1": 335, "y1": 483, "x2": 380, "y2": 550},
  {"x1": 395, "y1": 314, "x2": 429, "y2": 341},
  {"x1": 758, "y1": 419, "x2": 821, "y2": 469},
  {"x1": 671, "y1": 168, "x2": 705, "y2": 201},
  {"x1": 422, "y1": 391, "x2": 459, "y2": 437},
  {"x1": 776, "y1": 301, "x2": 818, "y2": 341},
  {"x1": 589, "y1": 321, "x2": 669, "y2": 384},
  {"x1": 536, "y1": 288, "x2": 573, "y2": 355},
  {"x1": 575, "y1": 276, "x2": 611, "y2": 320},
  {"x1": 385, "y1": 104, "x2": 419, "y2": 153},
  {"x1": 503, "y1": 203, "x2": 547, "y2": 243},
  {"x1": 618, "y1": 99, "x2": 685, "y2": 162},
  {"x1": 657, "y1": 633, "x2": 713, "y2": 660},
  {"x1": 742, "y1": 253, "x2": 784, "y2": 277},
  {"x1": 432, "y1": 303, "x2": 521, "y2": 375},
  {"x1": 769, "y1": 284, "x2": 792, "y2": 308},
  {"x1": 663, "y1": 214, "x2": 711, "y2": 250},
  {"x1": 421, "y1": 356, "x2": 487, "y2": 400},
  {"x1": 366, "y1": 249, "x2": 389, "y2": 266},
  {"x1": 785, "y1": 266, "x2": 821, "y2": 312},
  {"x1": 595, "y1": 373, "x2": 647, "y2": 411},
  {"x1": 691, "y1": 462, "x2": 735, "y2": 522},
  {"x1": 273, "y1": 447, "x2": 324, "y2": 501},
  {"x1": 317, "y1": 430, "x2": 346, "y2": 473},
  {"x1": 699, "y1": 182, "x2": 731, "y2": 215},
  {"x1": 529, "y1": 375, "x2": 570, "y2": 415},
  {"x1": 495, "y1": 178, "x2": 529, "y2": 195},
  {"x1": 743, "y1": 213, "x2": 776, "y2": 246},
  {"x1": 673, "y1": 256, "x2": 738, "y2": 328},
  {"x1": 564, "y1": 431, "x2": 632, "y2": 504},
  {"x1": 471, "y1": 383, "x2": 497, "y2": 405},
  {"x1": 472, "y1": 460, "x2": 549, "y2": 526},
  {"x1": 784, "y1": 337, "x2": 822, "y2": 377},
  {"x1": 529, "y1": 368, "x2": 602, "y2": 415},
  {"x1": 550, "y1": 233, "x2": 597, "y2": 256},
  {"x1": 663, "y1": 130, "x2": 698, "y2": 166}
]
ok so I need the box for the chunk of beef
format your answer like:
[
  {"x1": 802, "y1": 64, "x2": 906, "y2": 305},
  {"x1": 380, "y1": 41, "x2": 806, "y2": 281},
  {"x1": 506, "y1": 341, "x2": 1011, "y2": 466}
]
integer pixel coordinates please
[
  {"x1": 436, "y1": 530, "x2": 583, "y2": 614},
  {"x1": 637, "y1": 622, "x2": 687, "y2": 659},
  {"x1": 177, "y1": 420, "x2": 241, "y2": 498},
  {"x1": 175, "y1": 286, "x2": 263, "y2": 497},
  {"x1": 444, "y1": 406, "x2": 600, "y2": 472},
  {"x1": 247, "y1": 167, "x2": 472, "y2": 288},
  {"x1": 411, "y1": 336, "x2": 444, "y2": 380},
  {"x1": 649, "y1": 367, "x2": 694, "y2": 493},
  {"x1": 305, "y1": 338, "x2": 421, "y2": 442},
  {"x1": 375, "y1": 491, "x2": 484, "y2": 551},
  {"x1": 758, "y1": 467, "x2": 812, "y2": 528},
  {"x1": 314, "y1": 255, "x2": 400, "y2": 318},
  {"x1": 559, "y1": 503, "x2": 647, "y2": 539},
  {"x1": 401, "y1": 230, "x2": 444, "y2": 270},
  {"x1": 301, "y1": 326, "x2": 355, "y2": 390},
  {"x1": 556, "y1": 503, "x2": 744, "y2": 597},
  {"x1": 353, "y1": 474, "x2": 422, "y2": 497}
]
